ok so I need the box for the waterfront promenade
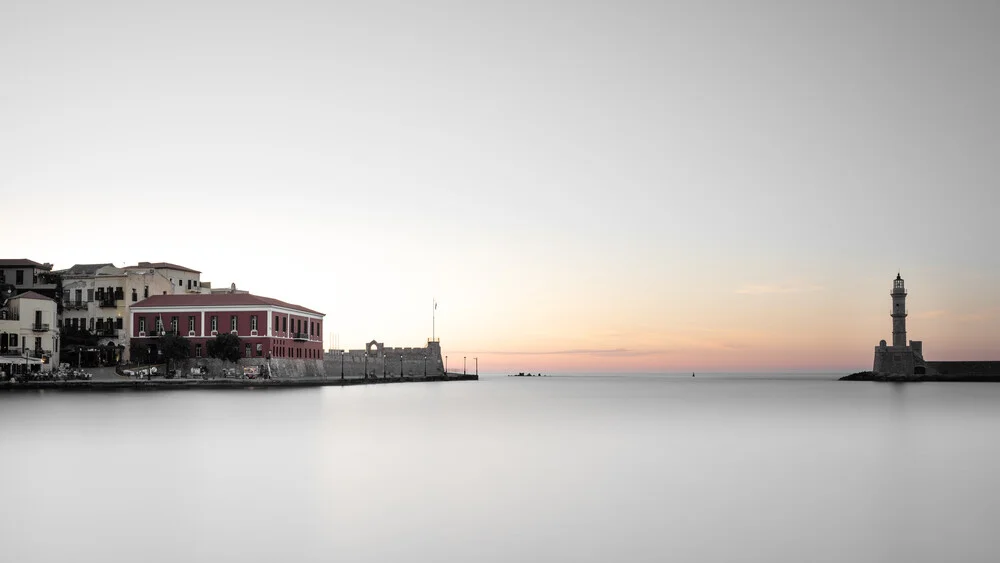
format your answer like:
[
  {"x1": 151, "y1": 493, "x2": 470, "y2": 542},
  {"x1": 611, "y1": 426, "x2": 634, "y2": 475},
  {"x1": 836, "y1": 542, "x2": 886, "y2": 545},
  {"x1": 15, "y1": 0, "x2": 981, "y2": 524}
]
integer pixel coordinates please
[{"x1": 1, "y1": 367, "x2": 477, "y2": 391}]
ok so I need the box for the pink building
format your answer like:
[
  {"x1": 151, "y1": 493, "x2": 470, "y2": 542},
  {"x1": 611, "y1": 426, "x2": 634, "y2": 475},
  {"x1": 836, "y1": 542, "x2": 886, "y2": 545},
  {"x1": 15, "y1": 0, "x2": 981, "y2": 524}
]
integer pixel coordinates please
[{"x1": 130, "y1": 293, "x2": 324, "y2": 361}]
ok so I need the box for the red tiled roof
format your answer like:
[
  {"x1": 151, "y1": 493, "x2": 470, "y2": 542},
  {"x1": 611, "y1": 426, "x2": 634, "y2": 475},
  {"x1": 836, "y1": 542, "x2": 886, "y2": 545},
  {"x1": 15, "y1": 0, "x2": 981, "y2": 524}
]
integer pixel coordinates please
[
  {"x1": 131, "y1": 293, "x2": 323, "y2": 316},
  {"x1": 0, "y1": 259, "x2": 50, "y2": 269},
  {"x1": 13, "y1": 291, "x2": 55, "y2": 302},
  {"x1": 124, "y1": 262, "x2": 201, "y2": 274}
]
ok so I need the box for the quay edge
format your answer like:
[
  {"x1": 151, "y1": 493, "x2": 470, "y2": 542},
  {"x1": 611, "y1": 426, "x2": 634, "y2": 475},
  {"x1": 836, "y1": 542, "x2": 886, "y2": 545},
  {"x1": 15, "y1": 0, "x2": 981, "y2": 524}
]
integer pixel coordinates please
[{"x1": 0, "y1": 373, "x2": 478, "y2": 391}]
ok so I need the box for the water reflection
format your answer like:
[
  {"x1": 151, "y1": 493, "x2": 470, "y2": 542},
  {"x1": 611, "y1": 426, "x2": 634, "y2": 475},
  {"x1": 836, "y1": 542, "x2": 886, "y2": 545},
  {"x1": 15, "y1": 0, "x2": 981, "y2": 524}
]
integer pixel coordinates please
[{"x1": 2, "y1": 377, "x2": 1000, "y2": 562}]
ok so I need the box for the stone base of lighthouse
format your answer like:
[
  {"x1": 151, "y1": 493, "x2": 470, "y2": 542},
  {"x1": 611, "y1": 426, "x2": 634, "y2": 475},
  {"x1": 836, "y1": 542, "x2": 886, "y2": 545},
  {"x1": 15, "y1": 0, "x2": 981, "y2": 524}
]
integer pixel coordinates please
[{"x1": 873, "y1": 339, "x2": 934, "y2": 377}]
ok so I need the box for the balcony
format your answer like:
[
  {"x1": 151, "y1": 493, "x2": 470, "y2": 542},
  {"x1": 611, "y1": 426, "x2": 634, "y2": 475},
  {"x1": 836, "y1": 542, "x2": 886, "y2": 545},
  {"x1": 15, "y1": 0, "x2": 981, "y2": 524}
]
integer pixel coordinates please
[
  {"x1": 65, "y1": 302, "x2": 88, "y2": 311},
  {"x1": 29, "y1": 349, "x2": 52, "y2": 359},
  {"x1": 95, "y1": 328, "x2": 118, "y2": 337},
  {"x1": 31, "y1": 323, "x2": 49, "y2": 332},
  {"x1": 292, "y1": 332, "x2": 309, "y2": 341},
  {"x1": 98, "y1": 297, "x2": 117, "y2": 308}
]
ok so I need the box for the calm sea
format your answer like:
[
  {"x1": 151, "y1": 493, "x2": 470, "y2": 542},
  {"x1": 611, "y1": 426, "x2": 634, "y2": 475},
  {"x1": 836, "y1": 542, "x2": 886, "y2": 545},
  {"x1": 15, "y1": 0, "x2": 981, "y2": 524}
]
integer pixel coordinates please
[{"x1": 2, "y1": 373, "x2": 999, "y2": 563}]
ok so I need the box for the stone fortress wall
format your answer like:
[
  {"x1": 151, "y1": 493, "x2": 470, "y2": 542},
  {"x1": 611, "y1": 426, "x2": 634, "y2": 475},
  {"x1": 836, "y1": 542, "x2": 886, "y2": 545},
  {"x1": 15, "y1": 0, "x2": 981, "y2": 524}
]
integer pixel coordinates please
[
  {"x1": 176, "y1": 340, "x2": 445, "y2": 379},
  {"x1": 334, "y1": 340, "x2": 445, "y2": 378}
]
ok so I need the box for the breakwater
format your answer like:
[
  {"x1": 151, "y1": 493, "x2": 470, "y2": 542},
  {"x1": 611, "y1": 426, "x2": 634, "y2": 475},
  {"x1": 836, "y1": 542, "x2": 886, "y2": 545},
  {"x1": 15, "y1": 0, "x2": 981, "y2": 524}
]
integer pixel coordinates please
[
  {"x1": 0, "y1": 373, "x2": 478, "y2": 391},
  {"x1": 841, "y1": 369, "x2": 1000, "y2": 382}
]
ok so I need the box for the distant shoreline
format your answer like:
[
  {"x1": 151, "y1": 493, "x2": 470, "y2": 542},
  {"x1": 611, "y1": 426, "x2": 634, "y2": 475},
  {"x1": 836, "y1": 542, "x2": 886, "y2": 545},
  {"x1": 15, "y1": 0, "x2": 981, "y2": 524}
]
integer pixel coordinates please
[{"x1": 0, "y1": 374, "x2": 478, "y2": 391}]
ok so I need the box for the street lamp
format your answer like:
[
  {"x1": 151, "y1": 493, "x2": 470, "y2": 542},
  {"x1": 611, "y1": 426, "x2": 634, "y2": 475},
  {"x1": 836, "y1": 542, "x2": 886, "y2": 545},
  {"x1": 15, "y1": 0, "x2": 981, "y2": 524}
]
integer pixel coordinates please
[
  {"x1": 423, "y1": 355, "x2": 427, "y2": 377},
  {"x1": 340, "y1": 350, "x2": 345, "y2": 380},
  {"x1": 364, "y1": 352, "x2": 368, "y2": 380},
  {"x1": 464, "y1": 356, "x2": 466, "y2": 375},
  {"x1": 445, "y1": 355, "x2": 448, "y2": 375},
  {"x1": 475, "y1": 357, "x2": 478, "y2": 377},
  {"x1": 382, "y1": 355, "x2": 386, "y2": 378},
  {"x1": 400, "y1": 355, "x2": 403, "y2": 378}
]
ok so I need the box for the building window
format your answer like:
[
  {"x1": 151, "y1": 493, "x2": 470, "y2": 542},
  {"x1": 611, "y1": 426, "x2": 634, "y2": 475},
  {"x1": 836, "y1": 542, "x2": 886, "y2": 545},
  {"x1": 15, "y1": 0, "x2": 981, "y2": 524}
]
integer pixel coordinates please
[
  {"x1": 178, "y1": 279, "x2": 182, "y2": 287},
  {"x1": 132, "y1": 288, "x2": 138, "y2": 302},
  {"x1": 89, "y1": 318, "x2": 95, "y2": 331},
  {"x1": 250, "y1": 315, "x2": 258, "y2": 331},
  {"x1": 231, "y1": 316, "x2": 238, "y2": 332},
  {"x1": 211, "y1": 316, "x2": 218, "y2": 332},
  {"x1": 187, "y1": 280, "x2": 191, "y2": 290},
  {"x1": 155, "y1": 317, "x2": 163, "y2": 333},
  {"x1": 274, "y1": 315, "x2": 279, "y2": 332},
  {"x1": 115, "y1": 287, "x2": 124, "y2": 300},
  {"x1": 87, "y1": 289, "x2": 94, "y2": 302},
  {"x1": 15, "y1": 270, "x2": 23, "y2": 285},
  {"x1": 256, "y1": 343, "x2": 263, "y2": 357},
  {"x1": 196, "y1": 344, "x2": 202, "y2": 358},
  {"x1": 143, "y1": 285, "x2": 149, "y2": 298},
  {"x1": 188, "y1": 316, "x2": 195, "y2": 333},
  {"x1": 116, "y1": 317, "x2": 123, "y2": 329},
  {"x1": 170, "y1": 316, "x2": 178, "y2": 333},
  {"x1": 282, "y1": 317, "x2": 287, "y2": 332},
  {"x1": 75, "y1": 289, "x2": 82, "y2": 304},
  {"x1": 245, "y1": 344, "x2": 251, "y2": 358}
]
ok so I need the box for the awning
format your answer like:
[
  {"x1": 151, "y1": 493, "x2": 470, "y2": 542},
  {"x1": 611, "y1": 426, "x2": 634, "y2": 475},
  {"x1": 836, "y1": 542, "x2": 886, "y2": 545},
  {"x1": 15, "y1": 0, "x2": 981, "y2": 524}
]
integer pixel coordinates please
[{"x1": 0, "y1": 357, "x2": 43, "y2": 364}]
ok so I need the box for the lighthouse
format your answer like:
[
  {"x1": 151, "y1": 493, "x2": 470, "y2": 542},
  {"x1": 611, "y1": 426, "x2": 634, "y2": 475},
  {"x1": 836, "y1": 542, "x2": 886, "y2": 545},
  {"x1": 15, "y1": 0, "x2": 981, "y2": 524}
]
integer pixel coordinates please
[
  {"x1": 891, "y1": 273, "x2": 907, "y2": 347},
  {"x1": 873, "y1": 272, "x2": 928, "y2": 377}
]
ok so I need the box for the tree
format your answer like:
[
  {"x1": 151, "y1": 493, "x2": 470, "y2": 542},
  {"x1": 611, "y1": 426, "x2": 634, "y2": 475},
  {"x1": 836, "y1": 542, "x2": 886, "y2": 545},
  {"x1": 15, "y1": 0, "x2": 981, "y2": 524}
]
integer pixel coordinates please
[
  {"x1": 207, "y1": 332, "x2": 241, "y2": 363},
  {"x1": 159, "y1": 333, "x2": 191, "y2": 363},
  {"x1": 129, "y1": 341, "x2": 149, "y2": 365},
  {"x1": 158, "y1": 333, "x2": 191, "y2": 377}
]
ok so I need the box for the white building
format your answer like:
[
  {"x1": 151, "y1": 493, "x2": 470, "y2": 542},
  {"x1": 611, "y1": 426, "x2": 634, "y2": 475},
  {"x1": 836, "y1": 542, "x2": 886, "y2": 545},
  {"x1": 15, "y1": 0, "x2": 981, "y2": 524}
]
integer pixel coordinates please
[
  {"x1": 124, "y1": 262, "x2": 207, "y2": 294},
  {"x1": 59, "y1": 262, "x2": 207, "y2": 364},
  {"x1": 0, "y1": 290, "x2": 59, "y2": 375}
]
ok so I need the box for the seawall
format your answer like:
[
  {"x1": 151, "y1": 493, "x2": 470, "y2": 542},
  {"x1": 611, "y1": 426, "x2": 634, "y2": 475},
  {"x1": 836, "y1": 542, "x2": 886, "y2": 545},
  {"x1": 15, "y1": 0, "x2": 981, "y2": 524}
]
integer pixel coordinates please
[
  {"x1": 1, "y1": 373, "x2": 478, "y2": 391},
  {"x1": 841, "y1": 370, "x2": 1000, "y2": 382}
]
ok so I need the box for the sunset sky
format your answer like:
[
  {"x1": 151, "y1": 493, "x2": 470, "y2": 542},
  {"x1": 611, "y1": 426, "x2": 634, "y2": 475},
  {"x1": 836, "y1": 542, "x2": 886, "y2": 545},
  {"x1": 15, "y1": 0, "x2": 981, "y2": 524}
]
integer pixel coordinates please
[{"x1": 2, "y1": 1, "x2": 997, "y2": 373}]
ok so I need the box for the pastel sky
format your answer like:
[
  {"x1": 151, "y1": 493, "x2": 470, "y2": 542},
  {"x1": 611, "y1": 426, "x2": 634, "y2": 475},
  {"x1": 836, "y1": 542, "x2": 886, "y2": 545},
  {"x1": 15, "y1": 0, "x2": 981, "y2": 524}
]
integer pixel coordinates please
[{"x1": 2, "y1": 1, "x2": 998, "y2": 373}]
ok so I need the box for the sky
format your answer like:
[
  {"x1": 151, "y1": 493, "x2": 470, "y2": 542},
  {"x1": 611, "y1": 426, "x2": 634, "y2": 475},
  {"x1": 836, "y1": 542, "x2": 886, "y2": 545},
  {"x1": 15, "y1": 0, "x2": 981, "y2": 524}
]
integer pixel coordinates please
[{"x1": 1, "y1": 0, "x2": 998, "y2": 373}]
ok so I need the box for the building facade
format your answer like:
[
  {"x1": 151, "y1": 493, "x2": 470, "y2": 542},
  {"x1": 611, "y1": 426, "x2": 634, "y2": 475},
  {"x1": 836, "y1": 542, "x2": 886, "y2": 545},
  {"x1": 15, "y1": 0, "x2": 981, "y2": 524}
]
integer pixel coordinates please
[
  {"x1": 59, "y1": 264, "x2": 182, "y2": 364},
  {"x1": 130, "y1": 293, "x2": 324, "y2": 362},
  {"x1": 58, "y1": 262, "x2": 214, "y2": 364},
  {"x1": 123, "y1": 262, "x2": 207, "y2": 295},
  {"x1": 0, "y1": 291, "x2": 59, "y2": 374},
  {"x1": 0, "y1": 259, "x2": 59, "y2": 300}
]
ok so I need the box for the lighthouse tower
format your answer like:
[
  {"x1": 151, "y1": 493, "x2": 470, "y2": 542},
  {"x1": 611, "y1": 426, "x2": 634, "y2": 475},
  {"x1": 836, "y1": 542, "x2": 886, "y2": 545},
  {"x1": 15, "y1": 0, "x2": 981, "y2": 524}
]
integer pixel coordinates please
[
  {"x1": 891, "y1": 273, "x2": 907, "y2": 347},
  {"x1": 874, "y1": 273, "x2": 931, "y2": 377}
]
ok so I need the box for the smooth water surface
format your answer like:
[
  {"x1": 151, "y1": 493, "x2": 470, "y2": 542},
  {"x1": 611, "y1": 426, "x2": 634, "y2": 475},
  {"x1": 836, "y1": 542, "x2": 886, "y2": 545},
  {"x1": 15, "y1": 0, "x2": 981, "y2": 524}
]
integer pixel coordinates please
[{"x1": 2, "y1": 374, "x2": 999, "y2": 562}]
